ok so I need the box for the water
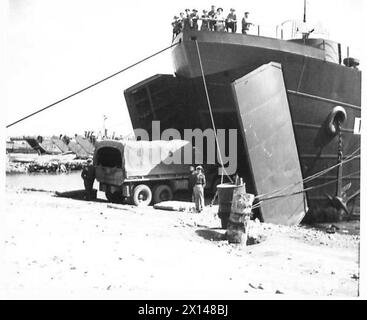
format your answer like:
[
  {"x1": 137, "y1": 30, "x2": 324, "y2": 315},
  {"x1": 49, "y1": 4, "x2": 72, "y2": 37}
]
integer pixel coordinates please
[{"x1": 6, "y1": 171, "x2": 85, "y2": 193}]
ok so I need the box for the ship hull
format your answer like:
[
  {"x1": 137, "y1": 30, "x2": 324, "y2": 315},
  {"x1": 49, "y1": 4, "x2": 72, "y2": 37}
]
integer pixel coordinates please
[
  {"x1": 125, "y1": 30, "x2": 361, "y2": 218},
  {"x1": 171, "y1": 30, "x2": 361, "y2": 213}
]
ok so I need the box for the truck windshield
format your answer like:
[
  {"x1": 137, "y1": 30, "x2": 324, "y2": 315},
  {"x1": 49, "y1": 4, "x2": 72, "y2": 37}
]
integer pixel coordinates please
[{"x1": 96, "y1": 147, "x2": 122, "y2": 168}]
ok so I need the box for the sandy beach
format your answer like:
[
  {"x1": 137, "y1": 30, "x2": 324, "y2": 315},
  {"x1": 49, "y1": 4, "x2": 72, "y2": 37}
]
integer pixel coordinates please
[{"x1": 0, "y1": 181, "x2": 360, "y2": 299}]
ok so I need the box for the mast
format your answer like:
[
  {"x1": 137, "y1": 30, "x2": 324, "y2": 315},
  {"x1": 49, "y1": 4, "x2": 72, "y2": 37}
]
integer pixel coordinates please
[{"x1": 303, "y1": 0, "x2": 307, "y2": 23}]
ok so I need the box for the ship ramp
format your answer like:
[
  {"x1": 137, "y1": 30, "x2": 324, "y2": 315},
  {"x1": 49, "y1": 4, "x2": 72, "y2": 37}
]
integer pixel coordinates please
[
  {"x1": 51, "y1": 137, "x2": 71, "y2": 153},
  {"x1": 10, "y1": 136, "x2": 61, "y2": 155},
  {"x1": 75, "y1": 135, "x2": 95, "y2": 155},
  {"x1": 67, "y1": 140, "x2": 90, "y2": 158},
  {"x1": 231, "y1": 61, "x2": 307, "y2": 226}
]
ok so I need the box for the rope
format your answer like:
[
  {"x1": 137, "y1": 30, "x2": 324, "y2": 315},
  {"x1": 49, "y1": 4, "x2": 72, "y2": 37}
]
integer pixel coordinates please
[
  {"x1": 194, "y1": 39, "x2": 233, "y2": 184},
  {"x1": 252, "y1": 170, "x2": 360, "y2": 208},
  {"x1": 6, "y1": 42, "x2": 179, "y2": 128},
  {"x1": 255, "y1": 150, "x2": 360, "y2": 201}
]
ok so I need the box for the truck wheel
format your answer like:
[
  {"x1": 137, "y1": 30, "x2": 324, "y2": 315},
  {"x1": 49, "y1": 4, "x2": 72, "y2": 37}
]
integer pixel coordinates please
[
  {"x1": 105, "y1": 190, "x2": 121, "y2": 203},
  {"x1": 133, "y1": 184, "x2": 152, "y2": 206},
  {"x1": 153, "y1": 184, "x2": 173, "y2": 204}
]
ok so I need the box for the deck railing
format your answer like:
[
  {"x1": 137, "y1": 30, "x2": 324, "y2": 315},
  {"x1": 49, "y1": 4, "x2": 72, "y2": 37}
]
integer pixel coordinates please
[{"x1": 174, "y1": 18, "x2": 330, "y2": 41}]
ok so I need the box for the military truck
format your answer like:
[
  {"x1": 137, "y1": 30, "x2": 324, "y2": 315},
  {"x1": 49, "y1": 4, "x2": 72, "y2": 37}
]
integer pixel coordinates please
[
  {"x1": 95, "y1": 139, "x2": 188, "y2": 205},
  {"x1": 94, "y1": 139, "x2": 224, "y2": 206}
]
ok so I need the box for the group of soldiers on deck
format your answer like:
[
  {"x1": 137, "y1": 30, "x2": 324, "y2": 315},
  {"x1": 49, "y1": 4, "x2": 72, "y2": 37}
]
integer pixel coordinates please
[{"x1": 172, "y1": 6, "x2": 252, "y2": 39}]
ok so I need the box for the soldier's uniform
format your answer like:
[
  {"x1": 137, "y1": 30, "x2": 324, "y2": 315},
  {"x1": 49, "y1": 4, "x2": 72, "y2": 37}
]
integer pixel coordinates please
[
  {"x1": 200, "y1": 10, "x2": 210, "y2": 31},
  {"x1": 190, "y1": 9, "x2": 199, "y2": 30},
  {"x1": 172, "y1": 16, "x2": 181, "y2": 39},
  {"x1": 208, "y1": 7, "x2": 216, "y2": 31},
  {"x1": 226, "y1": 9, "x2": 237, "y2": 33},
  {"x1": 81, "y1": 161, "x2": 95, "y2": 201},
  {"x1": 188, "y1": 167, "x2": 197, "y2": 202},
  {"x1": 193, "y1": 166, "x2": 206, "y2": 212},
  {"x1": 179, "y1": 13, "x2": 186, "y2": 31},
  {"x1": 242, "y1": 12, "x2": 251, "y2": 34},
  {"x1": 215, "y1": 8, "x2": 225, "y2": 32},
  {"x1": 183, "y1": 9, "x2": 191, "y2": 30}
]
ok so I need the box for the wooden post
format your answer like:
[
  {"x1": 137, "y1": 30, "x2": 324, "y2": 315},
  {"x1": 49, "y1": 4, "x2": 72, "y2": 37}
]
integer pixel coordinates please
[{"x1": 226, "y1": 183, "x2": 255, "y2": 245}]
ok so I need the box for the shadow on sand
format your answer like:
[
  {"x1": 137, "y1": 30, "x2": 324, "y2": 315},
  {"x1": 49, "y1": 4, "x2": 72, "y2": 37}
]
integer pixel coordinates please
[
  {"x1": 54, "y1": 189, "x2": 107, "y2": 203},
  {"x1": 195, "y1": 228, "x2": 226, "y2": 241}
]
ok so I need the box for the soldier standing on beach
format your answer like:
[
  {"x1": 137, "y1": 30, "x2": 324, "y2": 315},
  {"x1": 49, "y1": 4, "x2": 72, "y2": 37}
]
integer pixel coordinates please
[
  {"x1": 188, "y1": 166, "x2": 197, "y2": 202},
  {"x1": 193, "y1": 166, "x2": 206, "y2": 213},
  {"x1": 81, "y1": 159, "x2": 95, "y2": 201}
]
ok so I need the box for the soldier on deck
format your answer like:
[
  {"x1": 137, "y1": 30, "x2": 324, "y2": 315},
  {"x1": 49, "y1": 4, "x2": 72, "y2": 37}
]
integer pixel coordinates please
[
  {"x1": 172, "y1": 16, "x2": 181, "y2": 40},
  {"x1": 193, "y1": 165, "x2": 206, "y2": 213},
  {"x1": 215, "y1": 7, "x2": 225, "y2": 32},
  {"x1": 200, "y1": 9, "x2": 210, "y2": 31},
  {"x1": 242, "y1": 11, "x2": 252, "y2": 34},
  {"x1": 190, "y1": 9, "x2": 199, "y2": 30},
  {"x1": 81, "y1": 159, "x2": 95, "y2": 201},
  {"x1": 179, "y1": 12, "x2": 186, "y2": 30},
  {"x1": 208, "y1": 5, "x2": 217, "y2": 31},
  {"x1": 184, "y1": 8, "x2": 192, "y2": 29},
  {"x1": 226, "y1": 8, "x2": 237, "y2": 33}
]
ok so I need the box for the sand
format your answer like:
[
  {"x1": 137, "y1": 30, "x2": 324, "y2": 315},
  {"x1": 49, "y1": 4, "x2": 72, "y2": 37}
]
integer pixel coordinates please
[{"x1": 0, "y1": 188, "x2": 360, "y2": 299}]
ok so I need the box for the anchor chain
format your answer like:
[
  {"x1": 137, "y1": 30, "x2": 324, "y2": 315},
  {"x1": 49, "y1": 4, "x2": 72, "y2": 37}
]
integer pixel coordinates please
[
  {"x1": 337, "y1": 119, "x2": 343, "y2": 163},
  {"x1": 336, "y1": 119, "x2": 343, "y2": 198}
]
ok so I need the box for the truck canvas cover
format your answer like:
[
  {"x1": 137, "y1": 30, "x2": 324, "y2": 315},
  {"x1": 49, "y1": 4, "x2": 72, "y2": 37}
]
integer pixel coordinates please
[
  {"x1": 231, "y1": 62, "x2": 307, "y2": 226},
  {"x1": 94, "y1": 139, "x2": 193, "y2": 183},
  {"x1": 122, "y1": 140, "x2": 192, "y2": 177}
]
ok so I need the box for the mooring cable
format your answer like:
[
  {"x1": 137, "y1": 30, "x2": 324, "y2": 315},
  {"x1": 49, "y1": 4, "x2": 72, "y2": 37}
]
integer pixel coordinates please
[
  {"x1": 254, "y1": 151, "x2": 360, "y2": 201},
  {"x1": 194, "y1": 39, "x2": 233, "y2": 184},
  {"x1": 252, "y1": 170, "x2": 360, "y2": 209},
  {"x1": 6, "y1": 42, "x2": 179, "y2": 128}
]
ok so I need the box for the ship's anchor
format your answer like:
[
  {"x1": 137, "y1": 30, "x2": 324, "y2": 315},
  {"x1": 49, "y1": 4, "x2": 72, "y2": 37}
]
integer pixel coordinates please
[{"x1": 326, "y1": 106, "x2": 357, "y2": 215}]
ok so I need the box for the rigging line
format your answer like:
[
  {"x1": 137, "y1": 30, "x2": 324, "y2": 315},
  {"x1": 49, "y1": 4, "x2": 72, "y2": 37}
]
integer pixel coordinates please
[
  {"x1": 255, "y1": 153, "x2": 359, "y2": 200},
  {"x1": 254, "y1": 170, "x2": 361, "y2": 205},
  {"x1": 6, "y1": 42, "x2": 179, "y2": 129},
  {"x1": 254, "y1": 153, "x2": 360, "y2": 200},
  {"x1": 194, "y1": 39, "x2": 233, "y2": 184},
  {"x1": 252, "y1": 172, "x2": 360, "y2": 209}
]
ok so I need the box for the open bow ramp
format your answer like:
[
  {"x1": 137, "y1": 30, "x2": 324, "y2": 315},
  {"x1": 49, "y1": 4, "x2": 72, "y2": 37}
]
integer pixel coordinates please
[{"x1": 231, "y1": 62, "x2": 307, "y2": 226}]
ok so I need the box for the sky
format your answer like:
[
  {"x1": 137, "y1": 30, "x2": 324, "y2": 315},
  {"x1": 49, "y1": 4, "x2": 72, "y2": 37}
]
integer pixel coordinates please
[{"x1": 4, "y1": 0, "x2": 365, "y2": 138}]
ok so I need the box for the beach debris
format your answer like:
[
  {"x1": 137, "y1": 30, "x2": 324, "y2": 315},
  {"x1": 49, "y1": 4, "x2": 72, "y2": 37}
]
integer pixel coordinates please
[{"x1": 153, "y1": 201, "x2": 195, "y2": 212}]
